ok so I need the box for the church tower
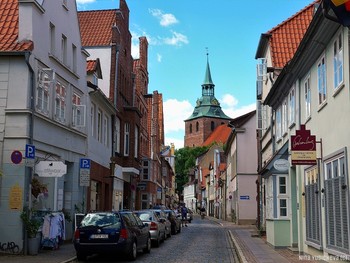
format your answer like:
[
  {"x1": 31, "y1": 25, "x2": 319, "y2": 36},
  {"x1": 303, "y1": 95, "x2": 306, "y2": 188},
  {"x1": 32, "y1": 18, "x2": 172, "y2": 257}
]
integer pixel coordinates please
[{"x1": 184, "y1": 54, "x2": 232, "y2": 147}]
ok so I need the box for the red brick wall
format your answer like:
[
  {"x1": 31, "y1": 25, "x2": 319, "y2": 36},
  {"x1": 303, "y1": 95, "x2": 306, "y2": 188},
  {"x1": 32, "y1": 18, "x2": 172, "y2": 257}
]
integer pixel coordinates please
[{"x1": 184, "y1": 117, "x2": 230, "y2": 147}]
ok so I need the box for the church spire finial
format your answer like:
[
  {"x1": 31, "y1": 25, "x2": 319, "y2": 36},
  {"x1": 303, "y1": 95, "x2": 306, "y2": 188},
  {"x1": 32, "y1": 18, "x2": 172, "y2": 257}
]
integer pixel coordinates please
[{"x1": 203, "y1": 48, "x2": 214, "y2": 86}]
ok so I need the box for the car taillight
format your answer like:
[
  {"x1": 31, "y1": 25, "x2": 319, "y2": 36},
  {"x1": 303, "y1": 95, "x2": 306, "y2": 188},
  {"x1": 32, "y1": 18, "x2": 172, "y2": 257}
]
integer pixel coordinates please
[
  {"x1": 120, "y1": 228, "x2": 128, "y2": 239},
  {"x1": 150, "y1": 222, "x2": 158, "y2": 230},
  {"x1": 74, "y1": 229, "x2": 80, "y2": 240}
]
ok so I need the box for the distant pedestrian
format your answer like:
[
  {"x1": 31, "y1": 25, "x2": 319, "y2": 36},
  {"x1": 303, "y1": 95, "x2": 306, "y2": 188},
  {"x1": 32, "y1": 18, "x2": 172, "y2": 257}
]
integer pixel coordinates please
[{"x1": 181, "y1": 204, "x2": 188, "y2": 227}]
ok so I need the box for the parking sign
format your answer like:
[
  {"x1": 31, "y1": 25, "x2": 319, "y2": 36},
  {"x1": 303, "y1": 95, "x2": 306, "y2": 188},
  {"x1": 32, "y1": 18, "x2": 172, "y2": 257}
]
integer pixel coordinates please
[
  {"x1": 25, "y1": 144, "x2": 35, "y2": 159},
  {"x1": 80, "y1": 158, "x2": 90, "y2": 169}
]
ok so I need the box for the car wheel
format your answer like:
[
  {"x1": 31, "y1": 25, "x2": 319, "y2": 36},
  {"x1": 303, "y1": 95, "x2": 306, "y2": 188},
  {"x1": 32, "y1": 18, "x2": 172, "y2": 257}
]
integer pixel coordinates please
[
  {"x1": 143, "y1": 236, "x2": 151, "y2": 254},
  {"x1": 76, "y1": 251, "x2": 87, "y2": 261},
  {"x1": 154, "y1": 234, "x2": 161, "y2": 247},
  {"x1": 127, "y1": 241, "x2": 137, "y2": 261}
]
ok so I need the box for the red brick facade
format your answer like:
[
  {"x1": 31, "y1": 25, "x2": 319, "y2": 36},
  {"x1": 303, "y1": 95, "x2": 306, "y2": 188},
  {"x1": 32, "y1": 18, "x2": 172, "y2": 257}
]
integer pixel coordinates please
[{"x1": 184, "y1": 117, "x2": 230, "y2": 147}]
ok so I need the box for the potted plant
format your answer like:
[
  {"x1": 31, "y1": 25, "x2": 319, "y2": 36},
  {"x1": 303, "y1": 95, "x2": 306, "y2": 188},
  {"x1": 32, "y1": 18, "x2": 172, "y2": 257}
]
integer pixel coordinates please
[{"x1": 20, "y1": 207, "x2": 41, "y2": 255}]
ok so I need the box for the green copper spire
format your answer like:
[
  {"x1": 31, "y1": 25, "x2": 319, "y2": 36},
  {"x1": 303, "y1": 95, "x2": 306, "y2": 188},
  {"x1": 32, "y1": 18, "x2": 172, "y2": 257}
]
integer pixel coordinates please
[
  {"x1": 185, "y1": 50, "x2": 231, "y2": 121},
  {"x1": 203, "y1": 52, "x2": 214, "y2": 85}
]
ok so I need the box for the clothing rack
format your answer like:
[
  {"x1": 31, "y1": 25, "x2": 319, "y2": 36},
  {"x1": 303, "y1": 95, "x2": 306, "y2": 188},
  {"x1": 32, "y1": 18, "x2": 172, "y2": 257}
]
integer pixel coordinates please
[{"x1": 41, "y1": 211, "x2": 65, "y2": 250}]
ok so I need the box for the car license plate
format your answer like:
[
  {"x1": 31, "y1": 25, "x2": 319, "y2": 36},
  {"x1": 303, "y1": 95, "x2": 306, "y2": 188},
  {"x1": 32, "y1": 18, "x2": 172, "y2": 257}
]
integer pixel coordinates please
[{"x1": 91, "y1": 234, "x2": 108, "y2": 239}]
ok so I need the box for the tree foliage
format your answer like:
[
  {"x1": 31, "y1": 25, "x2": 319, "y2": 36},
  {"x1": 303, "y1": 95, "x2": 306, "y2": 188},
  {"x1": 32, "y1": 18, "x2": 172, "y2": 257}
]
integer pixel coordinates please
[{"x1": 175, "y1": 146, "x2": 209, "y2": 193}]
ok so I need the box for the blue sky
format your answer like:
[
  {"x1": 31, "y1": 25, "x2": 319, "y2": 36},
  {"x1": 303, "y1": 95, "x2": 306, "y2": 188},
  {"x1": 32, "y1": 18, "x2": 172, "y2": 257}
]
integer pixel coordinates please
[{"x1": 77, "y1": 0, "x2": 313, "y2": 149}]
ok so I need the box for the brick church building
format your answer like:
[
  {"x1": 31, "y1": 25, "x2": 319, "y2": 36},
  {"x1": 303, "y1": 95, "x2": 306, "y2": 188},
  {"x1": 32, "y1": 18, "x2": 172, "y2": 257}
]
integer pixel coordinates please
[{"x1": 184, "y1": 55, "x2": 232, "y2": 147}]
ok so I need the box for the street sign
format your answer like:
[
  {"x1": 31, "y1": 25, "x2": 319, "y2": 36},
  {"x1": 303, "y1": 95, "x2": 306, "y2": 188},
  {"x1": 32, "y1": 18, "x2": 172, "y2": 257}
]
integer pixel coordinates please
[
  {"x1": 240, "y1": 195, "x2": 250, "y2": 200},
  {"x1": 80, "y1": 158, "x2": 91, "y2": 169},
  {"x1": 11, "y1": 151, "x2": 23, "y2": 164},
  {"x1": 79, "y1": 158, "x2": 91, "y2": 187},
  {"x1": 80, "y1": 169, "x2": 90, "y2": 187},
  {"x1": 25, "y1": 144, "x2": 35, "y2": 159},
  {"x1": 35, "y1": 161, "x2": 67, "y2": 177}
]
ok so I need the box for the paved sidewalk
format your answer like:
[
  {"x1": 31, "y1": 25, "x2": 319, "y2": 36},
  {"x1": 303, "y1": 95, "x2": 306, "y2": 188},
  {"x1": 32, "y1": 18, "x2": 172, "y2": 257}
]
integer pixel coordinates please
[
  {"x1": 208, "y1": 216, "x2": 322, "y2": 263},
  {"x1": 0, "y1": 240, "x2": 76, "y2": 263}
]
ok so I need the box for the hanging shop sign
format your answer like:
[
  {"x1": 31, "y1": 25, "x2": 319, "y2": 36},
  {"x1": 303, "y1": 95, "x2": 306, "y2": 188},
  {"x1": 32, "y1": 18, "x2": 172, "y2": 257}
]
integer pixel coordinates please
[
  {"x1": 35, "y1": 161, "x2": 67, "y2": 177},
  {"x1": 291, "y1": 125, "x2": 316, "y2": 165}
]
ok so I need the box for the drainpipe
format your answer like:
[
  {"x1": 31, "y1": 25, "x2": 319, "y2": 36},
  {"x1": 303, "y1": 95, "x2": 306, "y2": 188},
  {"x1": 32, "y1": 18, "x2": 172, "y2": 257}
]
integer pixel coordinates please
[
  {"x1": 24, "y1": 51, "x2": 34, "y2": 256},
  {"x1": 114, "y1": 45, "x2": 119, "y2": 107}
]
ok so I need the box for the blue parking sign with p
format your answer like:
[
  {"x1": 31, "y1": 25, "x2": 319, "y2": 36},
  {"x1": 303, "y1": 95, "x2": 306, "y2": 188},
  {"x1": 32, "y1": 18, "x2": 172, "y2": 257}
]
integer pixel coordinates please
[
  {"x1": 80, "y1": 158, "x2": 91, "y2": 169},
  {"x1": 25, "y1": 144, "x2": 35, "y2": 159}
]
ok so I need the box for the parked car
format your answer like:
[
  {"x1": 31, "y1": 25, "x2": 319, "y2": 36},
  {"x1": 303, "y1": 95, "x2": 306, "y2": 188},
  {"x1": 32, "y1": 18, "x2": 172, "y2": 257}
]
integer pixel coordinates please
[
  {"x1": 163, "y1": 209, "x2": 181, "y2": 235},
  {"x1": 150, "y1": 209, "x2": 172, "y2": 238},
  {"x1": 134, "y1": 210, "x2": 166, "y2": 247},
  {"x1": 73, "y1": 211, "x2": 151, "y2": 261}
]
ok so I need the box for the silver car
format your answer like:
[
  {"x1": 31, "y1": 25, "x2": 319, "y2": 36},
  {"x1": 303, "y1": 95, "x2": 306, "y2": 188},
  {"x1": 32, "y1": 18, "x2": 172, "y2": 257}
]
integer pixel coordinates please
[
  {"x1": 134, "y1": 210, "x2": 166, "y2": 247},
  {"x1": 150, "y1": 209, "x2": 172, "y2": 238}
]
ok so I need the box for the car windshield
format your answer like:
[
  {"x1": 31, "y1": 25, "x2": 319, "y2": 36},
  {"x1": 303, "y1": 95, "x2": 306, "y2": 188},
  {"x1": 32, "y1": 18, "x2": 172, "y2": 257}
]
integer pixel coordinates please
[
  {"x1": 80, "y1": 213, "x2": 121, "y2": 228},
  {"x1": 135, "y1": 212, "x2": 153, "y2": 221}
]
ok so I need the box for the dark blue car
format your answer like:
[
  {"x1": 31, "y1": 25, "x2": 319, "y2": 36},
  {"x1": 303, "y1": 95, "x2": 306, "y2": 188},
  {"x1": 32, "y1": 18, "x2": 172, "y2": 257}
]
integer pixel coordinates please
[{"x1": 73, "y1": 211, "x2": 151, "y2": 261}]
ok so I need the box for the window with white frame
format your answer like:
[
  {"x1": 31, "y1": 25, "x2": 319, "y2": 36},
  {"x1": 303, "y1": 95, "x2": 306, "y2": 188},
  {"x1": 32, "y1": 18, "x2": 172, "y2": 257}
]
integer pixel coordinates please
[
  {"x1": 36, "y1": 69, "x2": 51, "y2": 115},
  {"x1": 124, "y1": 123, "x2": 130, "y2": 156},
  {"x1": 276, "y1": 107, "x2": 282, "y2": 139},
  {"x1": 61, "y1": 34, "x2": 67, "y2": 65},
  {"x1": 282, "y1": 99, "x2": 287, "y2": 135},
  {"x1": 97, "y1": 109, "x2": 102, "y2": 142},
  {"x1": 134, "y1": 125, "x2": 138, "y2": 158},
  {"x1": 72, "y1": 92, "x2": 85, "y2": 127},
  {"x1": 91, "y1": 103, "x2": 95, "y2": 137},
  {"x1": 278, "y1": 176, "x2": 288, "y2": 217},
  {"x1": 288, "y1": 88, "x2": 295, "y2": 126},
  {"x1": 54, "y1": 80, "x2": 66, "y2": 123},
  {"x1": 317, "y1": 55, "x2": 327, "y2": 105},
  {"x1": 324, "y1": 153, "x2": 349, "y2": 253},
  {"x1": 265, "y1": 177, "x2": 274, "y2": 219},
  {"x1": 305, "y1": 166, "x2": 321, "y2": 246},
  {"x1": 103, "y1": 115, "x2": 108, "y2": 146},
  {"x1": 304, "y1": 76, "x2": 311, "y2": 119},
  {"x1": 333, "y1": 32, "x2": 343, "y2": 89},
  {"x1": 115, "y1": 117, "x2": 121, "y2": 153}
]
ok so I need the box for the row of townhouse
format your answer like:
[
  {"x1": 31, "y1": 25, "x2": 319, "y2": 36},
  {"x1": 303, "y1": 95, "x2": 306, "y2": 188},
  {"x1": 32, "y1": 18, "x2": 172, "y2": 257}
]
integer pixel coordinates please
[
  {"x1": 0, "y1": 0, "x2": 175, "y2": 254},
  {"x1": 256, "y1": 0, "x2": 350, "y2": 260}
]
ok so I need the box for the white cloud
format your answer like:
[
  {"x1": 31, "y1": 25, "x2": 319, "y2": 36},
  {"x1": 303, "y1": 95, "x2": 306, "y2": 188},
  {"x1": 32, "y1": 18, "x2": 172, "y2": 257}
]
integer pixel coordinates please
[
  {"x1": 165, "y1": 137, "x2": 184, "y2": 150},
  {"x1": 163, "y1": 31, "x2": 189, "y2": 46},
  {"x1": 149, "y1": 9, "x2": 179, "y2": 27},
  {"x1": 157, "y1": 53, "x2": 162, "y2": 62},
  {"x1": 163, "y1": 99, "x2": 192, "y2": 134},
  {"x1": 219, "y1": 93, "x2": 255, "y2": 118}
]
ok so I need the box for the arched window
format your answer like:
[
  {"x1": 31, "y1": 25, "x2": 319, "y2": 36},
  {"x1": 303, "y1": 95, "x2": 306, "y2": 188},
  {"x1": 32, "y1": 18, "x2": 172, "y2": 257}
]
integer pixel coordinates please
[
  {"x1": 211, "y1": 121, "x2": 215, "y2": 131},
  {"x1": 189, "y1": 124, "x2": 192, "y2": 133},
  {"x1": 196, "y1": 122, "x2": 199, "y2": 132}
]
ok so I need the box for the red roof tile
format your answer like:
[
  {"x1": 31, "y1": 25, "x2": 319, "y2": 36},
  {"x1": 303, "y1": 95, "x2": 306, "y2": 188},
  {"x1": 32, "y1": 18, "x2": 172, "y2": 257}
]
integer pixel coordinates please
[
  {"x1": 267, "y1": 1, "x2": 318, "y2": 68},
  {"x1": 202, "y1": 124, "x2": 231, "y2": 147},
  {"x1": 78, "y1": 9, "x2": 117, "y2": 47},
  {"x1": 0, "y1": 0, "x2": 33, "y2": 52},
  {"x1": 86, "y1": 60, "x2": 96, "y2": 73}
]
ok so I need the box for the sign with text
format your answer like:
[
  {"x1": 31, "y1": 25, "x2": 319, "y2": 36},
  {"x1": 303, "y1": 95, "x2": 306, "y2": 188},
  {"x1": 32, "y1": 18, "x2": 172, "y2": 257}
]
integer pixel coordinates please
[
  {"x1": 79, "y1": 158, "x2": 91, "y2": 187},
  {"x1": 35, "y1": 161, "x2": 67, "y2": 177},
  {"x1": 291, "y1": 125, "x2": 317, "y2": 165}
]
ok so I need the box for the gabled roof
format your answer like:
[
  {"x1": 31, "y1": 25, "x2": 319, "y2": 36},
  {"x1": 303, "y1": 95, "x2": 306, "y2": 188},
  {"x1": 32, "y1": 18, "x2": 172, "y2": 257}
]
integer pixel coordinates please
[
  {"x1": 255, "y1": 1, "x2": 319, "y2": 68},
  {"x1": 87, "y1": 58, "x2": 102, "y2": 79},
  {"x1": 202, "y1": 124, "x2": 231, "y2": 147},
  {"x1": 0, "y1": 0, "x2": 33, "y2": 52},
  {"x1": 78, "y1": 9, "x2": 117, "y2": 47}
]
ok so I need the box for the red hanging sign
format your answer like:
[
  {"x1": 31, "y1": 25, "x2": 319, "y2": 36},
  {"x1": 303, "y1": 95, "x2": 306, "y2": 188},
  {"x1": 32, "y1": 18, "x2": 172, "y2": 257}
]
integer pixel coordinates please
[{"x1": 291, "y1": 125, "x2": 317, "y2": 165}]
